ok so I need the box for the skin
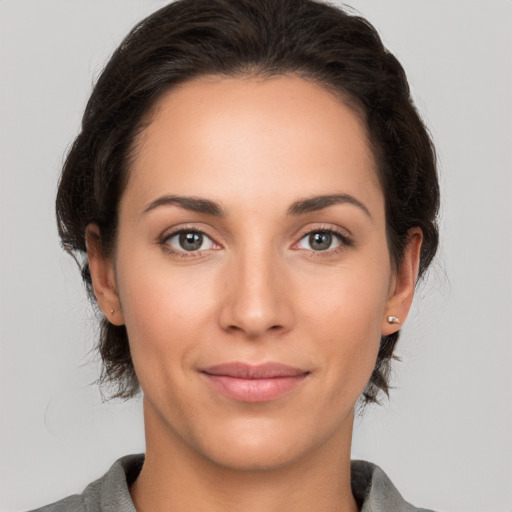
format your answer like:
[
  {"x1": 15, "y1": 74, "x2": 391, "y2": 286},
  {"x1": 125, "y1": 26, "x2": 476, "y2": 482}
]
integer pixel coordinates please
[{"x1": 87, "y1": 75, "x2": 422, "y2": 512}]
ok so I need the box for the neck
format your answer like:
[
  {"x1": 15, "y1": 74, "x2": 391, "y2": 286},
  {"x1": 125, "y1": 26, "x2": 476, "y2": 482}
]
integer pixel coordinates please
[{"x1": 130, "y1": 398, "x2": 358, "y2": 512}]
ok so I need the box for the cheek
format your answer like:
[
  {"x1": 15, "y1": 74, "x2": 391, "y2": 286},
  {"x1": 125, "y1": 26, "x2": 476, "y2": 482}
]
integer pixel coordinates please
[
  {"x1": 299, "y1": 260, "x2": 390, "y2": 391},
  {"x1": 114, "y1": 249, "x2": 220, "y2": 380},
  {"x1": 302, "y1": 258, "x2": 390, "y2": 334}
]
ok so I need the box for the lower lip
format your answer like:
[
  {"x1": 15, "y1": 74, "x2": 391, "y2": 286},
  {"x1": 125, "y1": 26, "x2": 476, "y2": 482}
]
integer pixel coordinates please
[{"x1": 202, "y1": 374, "x2": 308, "y2": 402}]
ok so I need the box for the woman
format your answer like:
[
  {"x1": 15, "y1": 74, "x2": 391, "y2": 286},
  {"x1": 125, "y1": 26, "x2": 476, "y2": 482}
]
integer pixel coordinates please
[{"x1": 31, "y1": 0, "x2": 440, "y2": 510}]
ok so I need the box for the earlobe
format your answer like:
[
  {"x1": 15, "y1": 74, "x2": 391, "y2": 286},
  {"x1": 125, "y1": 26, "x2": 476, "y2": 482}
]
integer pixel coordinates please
[
  {"x1": 382, "y1": 228, "x2": 423, "y2": 335},
  {"x1": 85, "y1": 224, "x2": 124, "y2": 326}
]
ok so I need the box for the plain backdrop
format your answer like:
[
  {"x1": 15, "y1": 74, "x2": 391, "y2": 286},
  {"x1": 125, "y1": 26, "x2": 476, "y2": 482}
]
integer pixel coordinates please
[{"x1": 1, "y1": 1, "x2": 511, "y2": 511}]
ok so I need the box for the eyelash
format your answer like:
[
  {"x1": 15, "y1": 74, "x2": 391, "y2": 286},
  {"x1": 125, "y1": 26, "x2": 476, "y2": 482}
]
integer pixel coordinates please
[
  {"x1": 296, "y1": 226, "x2": 354, "y2": 257},
  {"x1": 159, "y1": 226, "x2": 353, "y2": 259},
  {"x1": 160, "y1": 227, "x2": 219, "y2": 258}
]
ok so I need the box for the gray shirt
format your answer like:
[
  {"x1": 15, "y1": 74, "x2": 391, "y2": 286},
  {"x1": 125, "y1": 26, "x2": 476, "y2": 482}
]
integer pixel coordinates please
[{"x1": 29, "y1": 454, "x2": 435, "y2": 512}]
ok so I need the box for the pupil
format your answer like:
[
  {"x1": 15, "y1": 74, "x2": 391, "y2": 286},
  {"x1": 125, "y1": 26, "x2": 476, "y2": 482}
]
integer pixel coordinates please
[
  {"x1": 179, "y1": 232, "x2": 202, "y2": 251},
  {"x1": 310, "y1": 232, "x2": 331, "y2": 251}
]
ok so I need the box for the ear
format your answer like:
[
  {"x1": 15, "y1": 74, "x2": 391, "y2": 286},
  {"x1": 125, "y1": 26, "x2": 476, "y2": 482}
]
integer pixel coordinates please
[
  {"x1": 381, "y1": 227, "x2": 423, "y2": 336},
  {"x1": 86, "y1": 224, "x2": 124, "y2": 326}
]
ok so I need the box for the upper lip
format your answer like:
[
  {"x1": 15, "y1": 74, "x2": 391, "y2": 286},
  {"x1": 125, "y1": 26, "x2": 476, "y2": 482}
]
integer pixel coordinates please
[{"x1": 200, "y1": 362, "x2": 309, "y2": 379}]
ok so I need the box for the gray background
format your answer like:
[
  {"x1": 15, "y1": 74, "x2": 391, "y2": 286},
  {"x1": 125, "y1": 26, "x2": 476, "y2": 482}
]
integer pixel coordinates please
[{"x1": 1, "y1": 1, "x2": 510, "y2": 511}]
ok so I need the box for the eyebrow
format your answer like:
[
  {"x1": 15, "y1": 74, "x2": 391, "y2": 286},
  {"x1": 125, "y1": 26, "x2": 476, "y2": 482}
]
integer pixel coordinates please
[
  {"x1": 287, "y1": 194, "x2": 372, "y2": 218},
  {"x1": 142, "y1": 195, "x2": 225, "y2": 217},
  {"x1": 141, "y1": 193, "x2": 371, "y2": 219}
]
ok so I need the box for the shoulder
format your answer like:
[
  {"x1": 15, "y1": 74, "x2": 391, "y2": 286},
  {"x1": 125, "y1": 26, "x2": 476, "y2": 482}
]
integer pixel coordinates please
[
  {"x1": 351, "y1": 460, "x2": 436, "y2": 512},
  {"x1": 27, "y1": 494, "x2": 85, "y2": 512},
  {"x1": 27, "y1": 454, "x2": 144, "y2": 512}
]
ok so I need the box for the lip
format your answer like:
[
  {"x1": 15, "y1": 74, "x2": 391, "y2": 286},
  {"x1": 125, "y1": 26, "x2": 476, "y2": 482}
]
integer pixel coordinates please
[{"x1": 200, "y1": 362, "x2": 310, "y2": 402}]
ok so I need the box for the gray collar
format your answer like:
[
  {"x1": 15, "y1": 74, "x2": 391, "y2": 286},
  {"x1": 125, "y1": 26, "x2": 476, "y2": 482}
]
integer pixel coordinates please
[
  {"x1": 351, "y1": 459, "x2": 433, "y2": 512},
  {"x1": 31, "y1": 454, "x2": 434, "y2": 512}
]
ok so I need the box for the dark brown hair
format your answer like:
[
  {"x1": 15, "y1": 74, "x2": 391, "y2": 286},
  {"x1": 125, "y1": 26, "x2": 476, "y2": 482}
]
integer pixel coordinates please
[{"x1": 56, "y1": 0, "x2": 439, "y2": 403}]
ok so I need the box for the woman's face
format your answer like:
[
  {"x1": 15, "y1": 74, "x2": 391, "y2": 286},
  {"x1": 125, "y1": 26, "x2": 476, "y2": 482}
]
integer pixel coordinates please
[{"x1": 89, "y1": 75, "x2": 419, "y2": 470}]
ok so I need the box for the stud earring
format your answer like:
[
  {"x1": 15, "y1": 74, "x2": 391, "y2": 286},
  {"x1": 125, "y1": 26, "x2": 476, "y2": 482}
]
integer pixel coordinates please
[
  {"x1": 387, "y1": 315, "x2": 400, "y2": 324},
  {"x1": 110, "y1": 308, "x2": 115, "y2": 316}
]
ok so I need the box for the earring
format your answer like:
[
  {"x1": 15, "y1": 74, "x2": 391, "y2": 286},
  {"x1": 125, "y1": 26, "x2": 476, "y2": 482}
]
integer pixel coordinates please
[
  {"x1": 387, "y1": 315, "x2": 400, "y2": 324},
  {"x1": 110, "y1": 308, "x2": 115, "y2": 316}
]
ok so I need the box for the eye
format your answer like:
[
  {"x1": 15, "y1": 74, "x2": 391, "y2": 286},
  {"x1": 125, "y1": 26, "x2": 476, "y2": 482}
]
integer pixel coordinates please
[
  {"x1": 165, "y1": 230, "x2": 216, "y2": 252},
  {"x1": 297, "y1": 230, "x2": 343, "y2": 252}
]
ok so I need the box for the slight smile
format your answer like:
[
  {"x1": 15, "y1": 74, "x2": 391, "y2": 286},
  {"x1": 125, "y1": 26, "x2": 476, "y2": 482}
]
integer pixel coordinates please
[{"x1": 200, "y1": 362, "x2": 311, "y2": 402}]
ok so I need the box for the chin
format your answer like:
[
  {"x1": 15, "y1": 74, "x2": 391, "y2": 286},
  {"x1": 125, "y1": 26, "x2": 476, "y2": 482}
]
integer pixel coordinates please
[
  {"x1": 201, "y1": 437, "x2": 306, "y2": 472},
  {"x1": 189, "y1": 412, "x2": 347, "y2": 473}
]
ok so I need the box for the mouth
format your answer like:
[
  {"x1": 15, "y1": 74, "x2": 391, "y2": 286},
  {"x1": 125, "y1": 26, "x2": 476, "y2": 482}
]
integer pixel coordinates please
[{"x1": 199, "y1": 362, "x2": 310, "y2": 402}]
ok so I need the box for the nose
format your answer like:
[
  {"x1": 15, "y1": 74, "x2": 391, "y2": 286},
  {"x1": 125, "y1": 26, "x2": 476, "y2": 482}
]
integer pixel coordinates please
[{"x1": 218, "y1": 245, "x2": 295, "y2": 339}]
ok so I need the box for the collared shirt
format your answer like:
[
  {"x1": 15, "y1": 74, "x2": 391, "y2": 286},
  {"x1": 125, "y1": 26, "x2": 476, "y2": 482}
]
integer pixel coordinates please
[{"x1": 29, "y1": 454, "x2": 435, "y2": 512}]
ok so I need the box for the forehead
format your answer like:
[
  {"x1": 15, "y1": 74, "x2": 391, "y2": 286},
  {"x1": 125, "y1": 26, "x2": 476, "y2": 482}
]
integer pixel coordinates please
[{"x1": 124, "y1": 75, "x2": 382, "y2": 217}]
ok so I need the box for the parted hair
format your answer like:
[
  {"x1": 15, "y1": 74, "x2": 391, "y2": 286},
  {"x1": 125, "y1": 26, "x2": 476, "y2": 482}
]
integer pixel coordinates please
[{"x1": 56, "y1": 0, "x2": 439, "y2": 402}]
